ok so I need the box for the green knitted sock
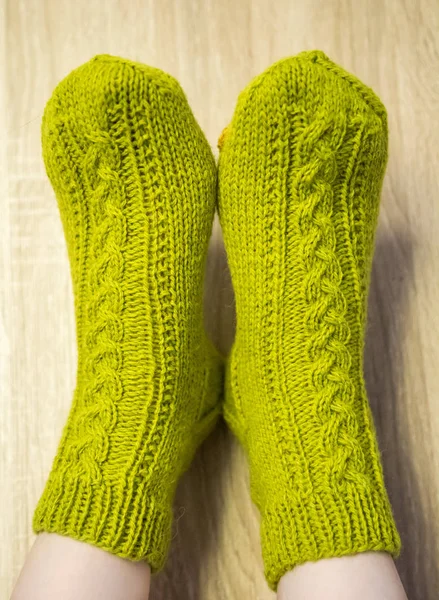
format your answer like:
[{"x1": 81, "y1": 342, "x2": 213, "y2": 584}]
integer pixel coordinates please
[
  {"x1": 218, "y1": 51, "x2": 400, "y2": 589},
  {"x1": 33, "y1": 55, "x2": 222, "y2": 570}
]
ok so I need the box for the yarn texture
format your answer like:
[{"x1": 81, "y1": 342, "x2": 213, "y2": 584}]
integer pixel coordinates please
[
  {"x1": 33, "y1": 55, "x2": 222, "y2": 570},
  {"x1": 218, "y1": 51, "x2": 401, "y2": 589}
]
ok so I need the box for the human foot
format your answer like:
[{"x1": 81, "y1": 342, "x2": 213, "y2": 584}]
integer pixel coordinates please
[
  {"x1": 34, "y1": 55, "x2": 222, "y2": 571},
  {"x1": 218, "y1": 51, "x2": 400, "y2": 589}
]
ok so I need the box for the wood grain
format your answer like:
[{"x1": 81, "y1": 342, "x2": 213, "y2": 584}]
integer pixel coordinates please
[{"x1": 2, "y1": 0, "x2": 438, "y2": 598}]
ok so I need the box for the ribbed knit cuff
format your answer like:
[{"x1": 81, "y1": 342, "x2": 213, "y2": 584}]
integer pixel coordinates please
[
  {"x1": 33, "y1": 470, "x2": 172, "y2": 571},
  {"x1": 261, "y1": 484, "x2": 401, "y2": 589}
]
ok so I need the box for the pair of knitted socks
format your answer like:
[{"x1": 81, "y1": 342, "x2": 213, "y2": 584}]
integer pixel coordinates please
[{"x1": 34, "y1": 51, "x2": 400, "y2": 589}]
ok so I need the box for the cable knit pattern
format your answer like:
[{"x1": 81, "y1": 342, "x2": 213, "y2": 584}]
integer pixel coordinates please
[
  {"x1": 296, "y1": 113, "x2": 363, "y2": 487},
  {"x1": 218, "y1": 51, "x2": 400, "y2": 589},
  {"x1": 33, "y1": 55, "x2": 222, "y2": 570}
]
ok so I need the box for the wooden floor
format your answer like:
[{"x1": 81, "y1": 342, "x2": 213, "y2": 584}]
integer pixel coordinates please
[{"x1": 2, "y1": 0, "x2": 438, "y2": 598}]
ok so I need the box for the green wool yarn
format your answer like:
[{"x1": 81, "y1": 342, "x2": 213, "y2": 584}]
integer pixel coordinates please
[
  {"x1": 33, "y1": 55, "x2": 222, "y2": 571},
  {"x1": 218, "y1": 51, "x2": 401, "y2": 589}
]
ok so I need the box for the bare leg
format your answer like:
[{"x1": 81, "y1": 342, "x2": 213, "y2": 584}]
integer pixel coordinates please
[
  {"x1": 12, "y1": 534, "x2": 150, "y2": 600},
  {"x1": 278, "y1": 553, "x2": 407, "y2": 600}
]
